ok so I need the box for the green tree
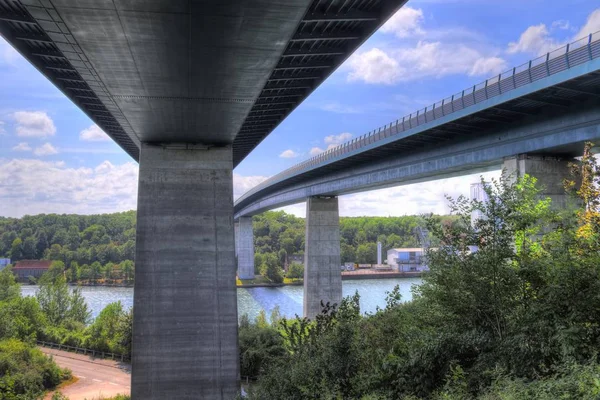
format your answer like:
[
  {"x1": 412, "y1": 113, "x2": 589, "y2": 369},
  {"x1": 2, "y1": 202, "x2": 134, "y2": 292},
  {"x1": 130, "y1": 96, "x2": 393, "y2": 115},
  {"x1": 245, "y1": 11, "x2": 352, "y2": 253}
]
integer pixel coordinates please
[
  {"x1": 36, "y1": 274, "x2": 90, "y2": 325},
  {"x1": 86, "y1": 301, "x2": 128, "y2": 353},
  {"x1": 356, "y1": 242, "x2": 377, "y2": 264},
  {"x1": 10, "y1": 237, "x2": 23, "y2": 261},
  {"x1": 286, "y1": 262, "x2": 303, "y2": 280},
  {"x1": 0, "y1": 267, "x2": 20, "y2": 302},
  {"x1": 121, "y1": 260, "x2": 134, "y2": 282}
]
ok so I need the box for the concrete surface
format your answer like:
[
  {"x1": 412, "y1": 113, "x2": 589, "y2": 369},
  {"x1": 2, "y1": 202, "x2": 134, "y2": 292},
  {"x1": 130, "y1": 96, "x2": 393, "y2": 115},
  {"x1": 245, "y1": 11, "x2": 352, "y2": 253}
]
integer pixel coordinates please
[
  {"x1": 21, "y1": 0, "x2": 311, "y2": 147},
  {"x1": 503, "y1": 154, "x2": 574, "y2": 208},
  {"x1": 304, "y1": 197, "x2": 342, "y2": 319},
  {"x1": 132, "y1": 144, "x2": 239, "y2": 399},
  {"x1": 235, "y1": 100, "x2": 600, "y2": 218},
  {"x1": 41, "y1": 347, "x2": 130, "y2": 400},
  {"x1": 237, "y1": 216, "x2": 255, "y2": 280}
]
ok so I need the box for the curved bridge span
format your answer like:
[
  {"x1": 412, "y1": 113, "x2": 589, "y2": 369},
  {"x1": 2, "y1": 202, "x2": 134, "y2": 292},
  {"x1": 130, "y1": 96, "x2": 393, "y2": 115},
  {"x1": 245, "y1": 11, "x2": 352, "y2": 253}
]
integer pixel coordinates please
[{"x1": 234, "y1": 32, "x2": 600, "y2": 218}]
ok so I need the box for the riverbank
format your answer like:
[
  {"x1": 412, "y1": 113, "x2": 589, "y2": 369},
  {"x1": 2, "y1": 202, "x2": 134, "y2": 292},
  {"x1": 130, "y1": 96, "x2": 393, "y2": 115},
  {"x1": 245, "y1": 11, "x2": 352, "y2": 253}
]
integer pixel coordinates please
[
  {"x1": 342, "y1": 270, "x2": 423, "y2": 280},
  {"x1": 236, "y1": 270, "x2": 422, "y2": 287}
]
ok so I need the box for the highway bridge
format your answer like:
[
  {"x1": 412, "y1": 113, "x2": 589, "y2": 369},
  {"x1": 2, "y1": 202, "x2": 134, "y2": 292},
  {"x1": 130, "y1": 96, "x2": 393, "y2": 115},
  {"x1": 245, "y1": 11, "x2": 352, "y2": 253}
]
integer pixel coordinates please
[
  {"x1": 234, "y1": 32, "x2": 600, "y2": 319},
  {"x1": 0, "y1": 0, "x2": 407, "y2": 398}
]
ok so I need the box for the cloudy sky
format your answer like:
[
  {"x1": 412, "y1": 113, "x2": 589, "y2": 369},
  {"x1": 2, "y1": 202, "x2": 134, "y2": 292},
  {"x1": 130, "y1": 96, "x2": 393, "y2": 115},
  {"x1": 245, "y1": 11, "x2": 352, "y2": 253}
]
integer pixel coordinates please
[{"x1": 1, "y1": 1, "x2": 599, "y2": 218}]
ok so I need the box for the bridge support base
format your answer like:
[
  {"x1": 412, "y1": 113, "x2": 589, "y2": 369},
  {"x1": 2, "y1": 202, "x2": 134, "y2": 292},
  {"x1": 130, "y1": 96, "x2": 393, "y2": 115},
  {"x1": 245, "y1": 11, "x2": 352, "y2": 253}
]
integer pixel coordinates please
[
  {"x1": 237, "y1": 216, "x2": 255, "y2": 280},
  {"x1": 132, "y1": 143, "x2": 239, "y2": 399},
  {"x1": 304, "y1": 196, "x2": 342, "y2": 319},
  {"x1": 503, "y1": 154, "x2": 573, "y2": 208}
]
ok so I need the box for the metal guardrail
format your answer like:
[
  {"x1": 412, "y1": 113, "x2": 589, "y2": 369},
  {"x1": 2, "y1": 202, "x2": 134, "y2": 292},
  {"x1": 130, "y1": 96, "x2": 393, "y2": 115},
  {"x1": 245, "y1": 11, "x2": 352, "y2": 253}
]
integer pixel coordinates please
[
  {"x1": 37, "y1": 340, "x2": 130, "y2": 362},
  {"x1": 237, "y1": 31, "x2": 600, "y2": 206}
]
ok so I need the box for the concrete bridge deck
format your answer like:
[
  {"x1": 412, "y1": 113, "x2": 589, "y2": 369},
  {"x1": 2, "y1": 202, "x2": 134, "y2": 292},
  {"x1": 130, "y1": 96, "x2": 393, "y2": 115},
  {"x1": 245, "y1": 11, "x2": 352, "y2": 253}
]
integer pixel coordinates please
[{"x1": 234, "y1": 32, "x2": 600, "y2": 218}]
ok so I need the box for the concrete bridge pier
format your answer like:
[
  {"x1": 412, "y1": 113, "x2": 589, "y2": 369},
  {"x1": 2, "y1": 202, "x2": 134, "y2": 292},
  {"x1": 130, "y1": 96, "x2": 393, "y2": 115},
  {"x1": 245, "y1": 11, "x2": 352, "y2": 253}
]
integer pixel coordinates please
[
  {"x1": 237, "y1": 216, "x2": 255, "y2": 280},
  {"x1": 132, "y1": 143, "x2": 239, "y2": 399},
  {"x1": 304, "y1": 196, "x2": 342, "y2": 319},
  {"x1": 503, "y1": 154, "x2": 574, "y2": 208}
]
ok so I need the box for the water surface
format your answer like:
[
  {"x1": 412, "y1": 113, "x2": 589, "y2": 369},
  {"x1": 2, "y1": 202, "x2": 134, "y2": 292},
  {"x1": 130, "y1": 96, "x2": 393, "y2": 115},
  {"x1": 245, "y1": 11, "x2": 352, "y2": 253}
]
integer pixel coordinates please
[{"x1": 21, "y1": 278, "x2": 422, "y2": 321}]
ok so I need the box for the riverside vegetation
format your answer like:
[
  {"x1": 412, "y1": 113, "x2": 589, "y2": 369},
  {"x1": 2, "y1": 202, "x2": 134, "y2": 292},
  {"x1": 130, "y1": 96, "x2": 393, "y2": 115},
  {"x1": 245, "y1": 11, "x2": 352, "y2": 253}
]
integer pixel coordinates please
[
  {"x1": 0, "y1": 265, "x2": 131, "y2": 399},
  {"x1": 239, "y1": 143, "x2": 600, "y2": 399},
  {"x1": 0, "y1": 206, "x2": 454, "y2": 285},
  {"x1": 3, "y1": 143, "x2": 599, "y2": 398}
]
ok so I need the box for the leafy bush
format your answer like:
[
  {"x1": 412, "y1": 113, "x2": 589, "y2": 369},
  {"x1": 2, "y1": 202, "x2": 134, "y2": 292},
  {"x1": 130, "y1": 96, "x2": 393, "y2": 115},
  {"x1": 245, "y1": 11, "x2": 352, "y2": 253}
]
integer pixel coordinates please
[{"x1": 0, "y1": 338, "x2": 69, "y2": 399}]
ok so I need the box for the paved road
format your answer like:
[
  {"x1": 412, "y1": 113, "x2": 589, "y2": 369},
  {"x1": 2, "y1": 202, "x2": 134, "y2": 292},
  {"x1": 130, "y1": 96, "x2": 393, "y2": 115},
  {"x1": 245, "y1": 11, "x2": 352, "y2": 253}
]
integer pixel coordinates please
[{"x1": 41, "y1": 347, "x2": 131, "y2": 400}]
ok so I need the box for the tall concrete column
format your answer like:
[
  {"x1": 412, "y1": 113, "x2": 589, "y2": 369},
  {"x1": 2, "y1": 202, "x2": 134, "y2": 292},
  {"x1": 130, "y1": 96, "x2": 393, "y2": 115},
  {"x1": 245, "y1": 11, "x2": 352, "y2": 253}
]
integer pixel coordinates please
[
  {"x1": 304, "y1": 196, "x2": 342, "y2": 319},
  {"x1": 237, "y1": 216, "x2": 255, "y2": 280},
  {"x1": 503, "y1": 154, "x2": 573, "y2": 208},
  {"x1": 132, "y1": 143, "x2": 239, "y2": 399}
]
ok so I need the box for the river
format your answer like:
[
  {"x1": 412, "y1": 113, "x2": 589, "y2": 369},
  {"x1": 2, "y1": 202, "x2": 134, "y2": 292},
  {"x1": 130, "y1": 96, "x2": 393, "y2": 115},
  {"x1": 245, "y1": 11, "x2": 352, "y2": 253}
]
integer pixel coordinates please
[{"x1": 20, "y1": 278, "x2": 422, "y2": 321}]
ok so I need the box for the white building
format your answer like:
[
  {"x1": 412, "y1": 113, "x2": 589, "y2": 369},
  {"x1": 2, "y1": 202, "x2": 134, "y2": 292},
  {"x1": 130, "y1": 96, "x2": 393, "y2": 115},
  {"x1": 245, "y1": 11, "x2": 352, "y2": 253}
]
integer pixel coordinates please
[{"x1": 387, "y1": 248, "x2": 428, "y2": 272}]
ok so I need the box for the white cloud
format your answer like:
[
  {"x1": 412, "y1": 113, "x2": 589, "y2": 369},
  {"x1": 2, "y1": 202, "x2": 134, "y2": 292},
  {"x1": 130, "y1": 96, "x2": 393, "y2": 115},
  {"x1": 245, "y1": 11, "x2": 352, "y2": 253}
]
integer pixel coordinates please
[
  {"x1": 507, "y1": 24, "x2": 558, "y2": 55},
  {"x1": 79, "y1": 124, "x2": 110, "y2": 142},
  {"x1": 552, "y1": 20, "x2": 570, "y2": 31},
  {"x1": 307, "y1": 132, "x2": 354, "y2": 157},
  {"x1": 0, "y1": 158, "x2": 139, "y2": 217},
  {"x1": 470, "y1": 57, "x2": 508, "y2": 76},
  {"x1": 507, "y1": 9, "x2": 600, "y2": 57},
  {"x1": 276, "y1": 171, "x2": 502, "y2": 218},
  {"x1": 574, "y1": 9, "x2": 600, "y2": 39},
  {"x1": 12, "y1": 142, "x2": 32, "y2": 152},
  {"x1": 0, "y1": 121, "x2": 6, "y2": 135},
  {"x1": 348, "y1": 42, "x2": 506, "y2": 85},
  {"x1": 233, "y1": 173, "x2": 269, "y2": 200},
  {"x1": 0, "y1": 160, "x2": 273, "y2": 216},
  {"x1": 279, "y1": 149, "x2": 299, "y2": 159},
  {"x1": 348, "y1": 48, "x2": 401, "y2": 84},
  {"x1": 33, "y1": 143, "x2": 58, "y2": 156},
  {"x1": 381, "y1": 7, "x2": 425, "y2": 38},
  {"x1": 309, "y1": 147, "x2": 324, "y2": 156},
  {"x1": 324, "y1": 132, "x2": 353, "y2": 146},
  {"x1": 13, "y1": 111, "x2": 56, "y2": 138}
]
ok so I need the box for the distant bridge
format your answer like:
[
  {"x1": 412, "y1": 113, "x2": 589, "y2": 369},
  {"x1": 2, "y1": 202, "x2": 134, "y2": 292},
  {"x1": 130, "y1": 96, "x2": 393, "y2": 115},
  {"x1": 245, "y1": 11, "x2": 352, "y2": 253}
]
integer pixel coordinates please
[
  {"x1": 235, "y1": 31, "x2": 600, "y2": 218},
  {"x1": 233, "y1": 33, "x2": 600, "y2": 322}
]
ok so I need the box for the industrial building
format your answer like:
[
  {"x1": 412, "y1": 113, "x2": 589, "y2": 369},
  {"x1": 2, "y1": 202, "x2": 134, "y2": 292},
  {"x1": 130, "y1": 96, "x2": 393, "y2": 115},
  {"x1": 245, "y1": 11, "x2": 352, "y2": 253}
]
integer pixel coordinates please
[
  {"x1": 12, "y1": 260, "x2": 51, "y2": 281},
  {"x1": 386, "y1": 248, "x2": 429, "y2": 272}
]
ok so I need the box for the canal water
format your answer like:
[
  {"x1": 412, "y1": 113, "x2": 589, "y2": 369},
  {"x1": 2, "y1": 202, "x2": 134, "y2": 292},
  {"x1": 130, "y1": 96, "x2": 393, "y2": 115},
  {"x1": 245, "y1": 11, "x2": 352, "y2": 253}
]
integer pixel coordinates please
[{"x1": 20, "y1": 278, "x2": 422, "y2": 321}]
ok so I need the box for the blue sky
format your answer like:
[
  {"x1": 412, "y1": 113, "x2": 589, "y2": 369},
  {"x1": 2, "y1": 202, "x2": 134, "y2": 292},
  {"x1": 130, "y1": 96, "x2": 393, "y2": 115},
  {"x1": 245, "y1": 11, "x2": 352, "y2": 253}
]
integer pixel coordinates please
[{"x1": 1, "y1": 1, "x2": 599, "y2": 218}]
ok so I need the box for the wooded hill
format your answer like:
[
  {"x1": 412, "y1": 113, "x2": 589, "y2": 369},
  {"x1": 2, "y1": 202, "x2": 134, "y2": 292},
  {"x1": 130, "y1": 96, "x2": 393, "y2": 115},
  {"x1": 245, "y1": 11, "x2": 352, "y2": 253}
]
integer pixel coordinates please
[{"x1": 0, "y1": 210, "x2": 455, "y2": 267}]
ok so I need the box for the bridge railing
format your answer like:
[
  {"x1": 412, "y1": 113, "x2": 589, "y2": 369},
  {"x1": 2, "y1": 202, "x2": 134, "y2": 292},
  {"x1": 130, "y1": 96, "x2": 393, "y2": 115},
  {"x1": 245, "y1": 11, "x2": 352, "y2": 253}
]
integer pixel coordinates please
[
  {"x1": 37, "y1": 340, "x2": 131, "y2": 362},
  {"x1": 237, "y1": 31, "x2": 600, "y2": 206}
]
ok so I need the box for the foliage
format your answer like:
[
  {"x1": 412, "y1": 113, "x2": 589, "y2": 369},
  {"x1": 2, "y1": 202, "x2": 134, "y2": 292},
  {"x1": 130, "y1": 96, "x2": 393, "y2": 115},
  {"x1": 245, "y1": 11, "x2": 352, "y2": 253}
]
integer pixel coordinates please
[
  {"x1": 36, "y1": 274, "x2": 90, "y2": 326},
  {"x1": 239, "y1": 312, "x2": 286, "y2": 378},
  {"x1": 86, "y1": 302, "x2": 131, "y2": 355},
  {"x1": 0, "y1": 211, "x2": 136, "y2": 284},
  {"x1": 250, "y1": 210, "x2": 455, "y2": 281},
  {"x1": 0, "y1": 338, "x2": 70, "y2": 399},
  {"x1": 286, "y1": 262, "x2": 304, "y2": 280},
  {"x1": 0, "y1": 267, "x2": 20, "y2": 302},
  {"x1": 246, "y1": 148, "x2": 600, "y2": 399}
]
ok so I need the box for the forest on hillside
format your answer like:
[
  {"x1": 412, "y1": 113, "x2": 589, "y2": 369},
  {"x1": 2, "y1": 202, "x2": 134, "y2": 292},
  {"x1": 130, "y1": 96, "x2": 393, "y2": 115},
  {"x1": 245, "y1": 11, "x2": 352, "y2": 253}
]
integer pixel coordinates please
[
  {"x1": 252, "y1": 211, "x2": 456, "y2": 265},
  {"x1": 0, "y1": 209, "x2": 454, "y2": 284},
  {"x1": 0, "y1": 211, "x2": 136, "y2": 283}
]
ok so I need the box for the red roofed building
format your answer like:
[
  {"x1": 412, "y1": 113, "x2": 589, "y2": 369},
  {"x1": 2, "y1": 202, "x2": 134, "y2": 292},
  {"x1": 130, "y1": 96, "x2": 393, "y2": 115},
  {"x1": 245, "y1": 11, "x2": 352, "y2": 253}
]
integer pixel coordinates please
[{"x1": 13, "y1": 260, "x2": 52, "y2": 281}]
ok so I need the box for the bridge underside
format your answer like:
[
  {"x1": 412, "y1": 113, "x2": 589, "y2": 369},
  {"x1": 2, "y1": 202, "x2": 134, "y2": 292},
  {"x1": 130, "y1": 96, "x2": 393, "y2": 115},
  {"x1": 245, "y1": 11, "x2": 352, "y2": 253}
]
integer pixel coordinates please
[
  {"x1": 234, "y1": 58, "x2": 600, "y2": 217},
  {"x1": 235, "y1": 95, "x2": 600, "y2": 217},
  {"x1": 0, "y1": 0, "x2": 405, "y2": 164},
  {"x1": 0, "y1": 1, "x2": 409, "y2": 398}
]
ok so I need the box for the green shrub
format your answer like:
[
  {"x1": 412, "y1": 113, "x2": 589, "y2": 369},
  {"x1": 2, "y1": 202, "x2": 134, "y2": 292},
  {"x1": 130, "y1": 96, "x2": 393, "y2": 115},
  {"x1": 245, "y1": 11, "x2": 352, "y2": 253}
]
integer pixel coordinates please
[{"x1": 0, "y1": 338, "x2": 69, "y2": 399}]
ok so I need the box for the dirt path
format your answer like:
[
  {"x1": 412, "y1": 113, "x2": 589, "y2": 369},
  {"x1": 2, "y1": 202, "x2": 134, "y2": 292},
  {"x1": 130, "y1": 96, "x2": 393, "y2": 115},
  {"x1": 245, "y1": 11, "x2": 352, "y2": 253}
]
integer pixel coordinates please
[{"x1": 41, "y1": 347, "x2": 131, "y2": 400}]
